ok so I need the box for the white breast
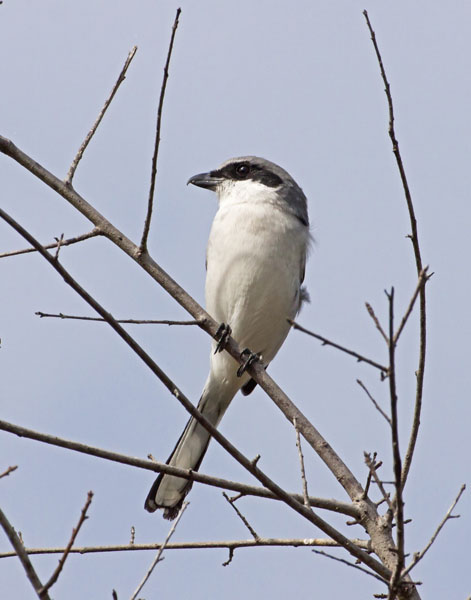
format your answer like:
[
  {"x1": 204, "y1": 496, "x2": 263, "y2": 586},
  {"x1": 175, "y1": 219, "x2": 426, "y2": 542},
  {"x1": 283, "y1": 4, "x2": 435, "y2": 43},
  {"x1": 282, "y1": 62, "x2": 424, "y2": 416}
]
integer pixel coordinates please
[{"x1": 205, "y1": 182, "x2": 309, "y2": 364}]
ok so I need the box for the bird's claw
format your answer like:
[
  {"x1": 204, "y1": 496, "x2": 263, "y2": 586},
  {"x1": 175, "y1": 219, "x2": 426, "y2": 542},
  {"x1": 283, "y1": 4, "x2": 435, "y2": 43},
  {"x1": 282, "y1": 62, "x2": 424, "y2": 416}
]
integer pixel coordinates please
[
  {"x1": 214, "y1": 323, "x2": 232, "y2": 354},
  {"x1": 237, "y1": 348, "x2": 259, "y2": 377}
]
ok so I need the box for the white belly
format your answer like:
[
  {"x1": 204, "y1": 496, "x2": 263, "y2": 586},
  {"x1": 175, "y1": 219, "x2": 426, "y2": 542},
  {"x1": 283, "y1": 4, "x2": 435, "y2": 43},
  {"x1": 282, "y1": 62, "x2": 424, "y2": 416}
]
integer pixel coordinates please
[{"x1": 205, "y1": 202, "x2": 308, "y2": 364}]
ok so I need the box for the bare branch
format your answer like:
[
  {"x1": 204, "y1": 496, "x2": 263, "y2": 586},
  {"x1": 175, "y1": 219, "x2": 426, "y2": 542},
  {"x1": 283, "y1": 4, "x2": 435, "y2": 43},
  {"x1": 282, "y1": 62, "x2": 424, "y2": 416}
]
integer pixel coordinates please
[
  {"x1": 53, "y1": 233, "x2": 64, "y2": 261},
  {"x1": 393, "y1": 268, "x2": 429, "y2": 345},
  {"x1": 130, "y1": 501, "x2": 188, "y2": 600},
  {"x1": 289, "y1": 319, "x2": 388, "y2": 375},
  {"x1": 364, "y1": 453, "x2": 392, "y2": 511},
  {"x1": 401, "y1": 484, "x2": 466, "y2": 579},
  {"x1": 0, "y1": 537, "x2": 371, "y2": 559},
  {"x1": 0, "y1": 465, "x2": 17, "y2": 479},
  {"x1": 385, "y1": 288, "x2": 405, "y2": 597},
  {"x1": 35, "y1": 312, "x2": 200, "y2": 326},
  {"x1": 0, "y1": 228, "x2": 101, "y2": 259},
  {"x1": 0, "y1": 506, "x2": 50, "y2": 599},
  {"x1": 65, "y1": 46, "x2": 138, "y2": 185},
  {"x1": 0, "y1": 417, "x2": 359, "y2": 518},
  {"x1": 363, "y1": 9, "x2": 427, "y2": 496},
  {"x1": 312, "y1": 549, "x2": 386, "y2": 584},
  {"x1": 293, "y1": 418, "x2": 310, "y2": 509},
  {"x1": 0, "y1": 135, "x2": 367, "y2": 510},
  {"x1": 222, "y1": 492, "x2": 260, "y2": 540},
  {"x1": 0, "y1": 140, "x2": 405, "y2": 582},
  {"x1": 357, "y1": 380, "x2": 391, "y2": 426},
  {"x1": 365, "y1": 302, "x2": 389, "y2": 344},
  {"x1": 40, "y1": 491, "x2": 93, "y2": 596},
  {"x1": 139, "y1": 8, "x2": 181, "y2": 254}
]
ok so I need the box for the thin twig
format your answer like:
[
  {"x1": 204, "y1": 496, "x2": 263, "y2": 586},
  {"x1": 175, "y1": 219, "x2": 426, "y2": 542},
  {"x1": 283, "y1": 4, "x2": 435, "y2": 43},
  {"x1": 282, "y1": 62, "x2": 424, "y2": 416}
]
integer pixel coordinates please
[
  {"x1": 0, "y1": 506, "x2": 50, "y2": 599},
  {"x1": 364, "y1": 453, "x2": 393, "y2": 511},
  {"x1": 365, "y1": 302, "x2": 389, "y2": 344},
  {"x1": 294, "y1": 418, "x2": 310, "y2": 508},
  {"x1": 312, "y1": 549, "x2": 386, "y2": 583},
  {"x1": 385, "y1": 288, "x2": 405, "y2": 598},
  {"x1": 401, "y1": 484, "x2": 466, "y2": 579},
  {"x1": 289, "y1": 319, "x2": 388, "y2": 375},
  {"x1": 35, "y1": 312, "x2": 200, "y2": 326},
  {"x1": 39, "y1": 491, "x2": 93, "y2": 596},
  {"x1": 222, "y1": 492, "x2": 260, "y2": 540},
  {"x1": 0, "y1": 229, "x2": 101, "y2": 259},
  {"x1": 53, "y1": 233, "x2": 64, "y2": 261},
  {"x1": 130, "y1": 502, "x2": 188, "y2": 600},
  {"x1": 357, "y1": 380, "x2": 391, "y2": 426},
  {"x1": 393, "y1": 268, "x2": 429, "y2": 345},
  {"x1": 363, "y1": 9, "x2": 427, "y2": 496},
  {"x1": 363, "y1": 451, "x2": 377, "y2": 499},
  {"x1": 0, "y1": 537, "x2": 371, "y2": 558},
  {"x1": 139, "y1": 8, "x2": 181, "y2": 254},
  {"x1": 65, "y1": 47, "x2": 138, "y2": 185},
  {"x1": 0, "y1": 465, "x2": 17, "y2": 479}
]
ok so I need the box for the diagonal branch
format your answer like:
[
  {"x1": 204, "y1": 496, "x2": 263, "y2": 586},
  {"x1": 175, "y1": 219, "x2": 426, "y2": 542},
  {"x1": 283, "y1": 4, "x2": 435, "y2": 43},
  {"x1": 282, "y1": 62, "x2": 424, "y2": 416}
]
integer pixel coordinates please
[
  {"x1": 139, "y1": 8, "x2": 181, "y2": 254},
  {"x1": 0, "y1": 465, "x2": 18, "y2": 479},
  {"x1": 0, "y1": 208, "x2": 389, "y2": 576},
  {"x1": 401, "y1": 484, "x2": 466, "y2": 579},
  {"x1": 130, "y1": 502, "x2": 188, "y2": 600},
  {"x1": 0, "y1": 506, "x2": 50, "y2": 599},
  {"x1": 65, "y1": 47, "x2": 138, "y2": 185},
  {"x1": 0, "y1": 135, "x2": 366, "y2": 510},
  {"x1": 0, "y1": 417, "x2": 358, "y2": 518},
  {"x1": 312, "y1": 548, "x2": 385, "y2": 583},
  {"x1": 39, "y1": 491, "x2": 93, "y2": 597},
  {"x1": 289, "y1": 319, "x2": 388, "y2": 375},
  {"x1": 393, "y1": 268, "x2": 429, "y2": 345}
]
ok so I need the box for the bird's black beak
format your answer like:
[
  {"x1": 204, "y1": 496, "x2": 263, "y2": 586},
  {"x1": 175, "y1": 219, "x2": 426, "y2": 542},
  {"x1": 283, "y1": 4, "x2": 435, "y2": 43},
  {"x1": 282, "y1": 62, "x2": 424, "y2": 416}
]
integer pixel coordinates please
[{"x1": 187, "y1": 171, "x2": 223, "y2": 191}]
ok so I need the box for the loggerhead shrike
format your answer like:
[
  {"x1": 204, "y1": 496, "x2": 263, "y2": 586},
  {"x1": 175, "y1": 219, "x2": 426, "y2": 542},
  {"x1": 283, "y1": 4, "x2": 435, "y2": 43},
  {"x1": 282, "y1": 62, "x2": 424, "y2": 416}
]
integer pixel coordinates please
[{"x1": 145, "y1": 156, "x2": 310, "y2": 519}]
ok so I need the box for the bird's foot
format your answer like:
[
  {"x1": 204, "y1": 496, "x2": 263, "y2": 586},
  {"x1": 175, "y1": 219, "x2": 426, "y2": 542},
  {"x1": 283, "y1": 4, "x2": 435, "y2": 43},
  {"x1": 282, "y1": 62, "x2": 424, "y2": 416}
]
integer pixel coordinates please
[
  {"x1": 214, "y1": 323, "x2": 232, "y2": 354},
  {"x1": 237, "y1": 348, "x2": 260, "y2": 377}
]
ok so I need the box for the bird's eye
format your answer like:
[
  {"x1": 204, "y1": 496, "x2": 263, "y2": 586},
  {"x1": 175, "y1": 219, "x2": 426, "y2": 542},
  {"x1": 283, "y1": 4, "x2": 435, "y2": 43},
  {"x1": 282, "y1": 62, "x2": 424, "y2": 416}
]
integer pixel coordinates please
[{"x1": 235, "y1": 163, "x2": 250, "y2": 178}]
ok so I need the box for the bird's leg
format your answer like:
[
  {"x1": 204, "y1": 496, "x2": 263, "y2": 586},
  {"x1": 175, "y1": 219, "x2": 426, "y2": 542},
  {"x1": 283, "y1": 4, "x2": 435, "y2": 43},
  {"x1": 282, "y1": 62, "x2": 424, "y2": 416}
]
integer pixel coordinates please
[
  {"x1": 237, "y1": 348, "x2": 260, "y2": 377},
  {"x1": 214, "y1": 323, "x2": 232, "y2": 354}
]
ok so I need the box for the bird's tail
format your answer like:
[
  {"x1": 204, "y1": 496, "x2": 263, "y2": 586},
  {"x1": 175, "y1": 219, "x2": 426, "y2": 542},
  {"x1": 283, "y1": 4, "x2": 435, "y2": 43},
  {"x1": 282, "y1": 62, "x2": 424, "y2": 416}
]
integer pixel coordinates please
[{"x1": 144, "y1": 372, "x2": 239, "y2": 519}]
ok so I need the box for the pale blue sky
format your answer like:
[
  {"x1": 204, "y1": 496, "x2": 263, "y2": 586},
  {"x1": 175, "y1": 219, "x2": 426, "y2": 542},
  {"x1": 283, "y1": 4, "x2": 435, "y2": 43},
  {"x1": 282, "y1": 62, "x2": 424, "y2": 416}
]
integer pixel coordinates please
[{"x1": 1, "y1": 1, "x2": 470, "y2": 598}]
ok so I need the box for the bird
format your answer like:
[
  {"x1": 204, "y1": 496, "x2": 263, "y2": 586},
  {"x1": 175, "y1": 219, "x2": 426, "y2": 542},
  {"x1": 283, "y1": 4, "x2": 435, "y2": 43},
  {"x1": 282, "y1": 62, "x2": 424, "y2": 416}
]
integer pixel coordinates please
[{"x1": 144, "y1": 156, "x2": 310, "y2": 519}]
